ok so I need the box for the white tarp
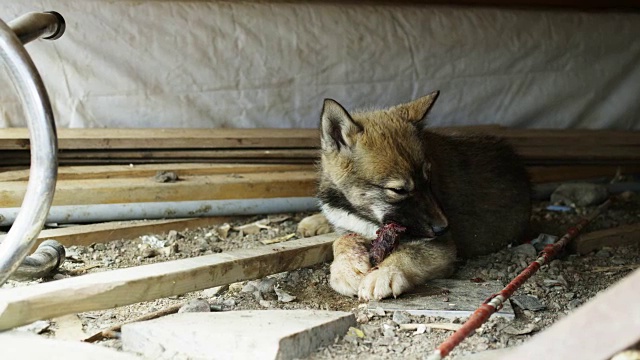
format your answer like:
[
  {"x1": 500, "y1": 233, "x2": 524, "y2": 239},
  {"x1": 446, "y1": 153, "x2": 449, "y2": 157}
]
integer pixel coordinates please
[{"x1": 0, "y1": 1, "x2": 639, "y2": 129}]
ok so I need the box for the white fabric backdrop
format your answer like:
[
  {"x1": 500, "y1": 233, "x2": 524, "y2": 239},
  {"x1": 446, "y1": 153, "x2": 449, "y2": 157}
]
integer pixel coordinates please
[{"x1": 0, "y1": 1, "x2": 639, "y2": 129}]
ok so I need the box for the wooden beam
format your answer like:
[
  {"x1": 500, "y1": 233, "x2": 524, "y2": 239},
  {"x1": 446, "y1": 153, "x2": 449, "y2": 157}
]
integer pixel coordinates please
[
  {"x1": 0, "y1": 217, "x2": 242, "y2": 248},
  {"x1": 527, "y1": 165, "x2": 640, "y2": 184},
  {"x1": 0, "y1": 233, "x2": 336, "y2": 331},
  {"x1": 0, "y1": 171, "x2": 316, "y2": 207},
  {"x1": 0, "y1": 128, "x2": 321, "y2": 150},
  {"x1": 570, "y1": 223, "x2": 640, "y2": 255},
  {"x1": 0, "y1": 163, "x2": 315, "y2": 182},
  {"x1": 500, "y1": 269, "x2": 640, "y2": 360}
]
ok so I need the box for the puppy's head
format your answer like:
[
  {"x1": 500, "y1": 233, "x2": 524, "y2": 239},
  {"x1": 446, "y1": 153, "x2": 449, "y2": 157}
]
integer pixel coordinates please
[{"x1": 318, "y1": 91, "x2": 448, "y2": 239}]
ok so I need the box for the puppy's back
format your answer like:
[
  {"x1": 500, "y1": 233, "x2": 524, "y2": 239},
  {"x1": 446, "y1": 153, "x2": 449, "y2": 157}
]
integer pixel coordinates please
[{"x1": 425, "y1": 132, "x2": 531, "y2": 258}]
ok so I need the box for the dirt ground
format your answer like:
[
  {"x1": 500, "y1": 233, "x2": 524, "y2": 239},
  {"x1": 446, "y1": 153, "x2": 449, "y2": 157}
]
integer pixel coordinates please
[{"x1": 2, "y1": 191, "x2": 639, "y2": 359}]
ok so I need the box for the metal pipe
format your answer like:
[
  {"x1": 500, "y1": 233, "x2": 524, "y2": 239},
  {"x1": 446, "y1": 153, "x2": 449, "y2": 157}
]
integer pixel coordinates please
[
  {"x1": 9, "y1": 240, "x2": 65, "y2": 281},
  {"x1": 0, "y1": 12, "x2": 62, "y2": 286},
  {"x1": 0, "y1": 197, "x2": 320, "y2": 226},
  {"x1": 8, "y1": 11, "x2": 65, "y2": 45}
]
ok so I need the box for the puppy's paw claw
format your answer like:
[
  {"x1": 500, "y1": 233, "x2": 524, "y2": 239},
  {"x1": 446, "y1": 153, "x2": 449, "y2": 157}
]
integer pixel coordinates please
[{"x1": 358, "y1": 266, "x2": 412, "y2": 301}]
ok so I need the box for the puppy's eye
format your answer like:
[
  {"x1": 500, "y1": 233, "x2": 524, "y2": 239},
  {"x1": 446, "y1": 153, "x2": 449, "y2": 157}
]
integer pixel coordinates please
[{"x1": 386, "y1": 187, "x2": 408, "y2": 195}]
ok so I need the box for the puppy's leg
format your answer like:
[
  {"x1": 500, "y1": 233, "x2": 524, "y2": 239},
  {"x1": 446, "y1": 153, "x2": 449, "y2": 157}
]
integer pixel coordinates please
[
  {"x1": 358, "y1": 236, "x2": 456, "y2": 301},
  {"x1": 297, "y1": 213, "x2": 332, "y2": 237},
  {"x1": 329, "y1": 234, "x2": 372, "y2": 297}
]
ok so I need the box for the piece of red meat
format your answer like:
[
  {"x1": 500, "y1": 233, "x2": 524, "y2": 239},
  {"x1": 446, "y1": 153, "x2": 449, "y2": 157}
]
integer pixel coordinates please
[{"x1": 369, "y1": 223, "x2": 406, "y2": 266}]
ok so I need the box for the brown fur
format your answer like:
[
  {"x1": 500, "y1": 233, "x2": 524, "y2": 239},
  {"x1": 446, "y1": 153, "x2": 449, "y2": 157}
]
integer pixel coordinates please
[{"x1": 313, "y1": 91, "x2": 531, "y2": 299}]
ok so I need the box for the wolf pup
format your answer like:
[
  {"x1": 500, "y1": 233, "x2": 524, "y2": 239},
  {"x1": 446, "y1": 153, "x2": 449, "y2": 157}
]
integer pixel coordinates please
[{"x1": 308, "y1": 91, "x2": 531, "y2": 300}]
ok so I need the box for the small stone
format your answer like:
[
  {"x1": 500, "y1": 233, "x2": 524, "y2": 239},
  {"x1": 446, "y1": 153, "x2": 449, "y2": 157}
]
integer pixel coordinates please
[
  {"x1": 356, "y1": 313, "x2": 369, "y2": 324},
  {"x1": 254, "y1": 278, "x2": 277, "y2": 293},
  {"x1": 274, "y1": 287, "x2": 297, "y2": 303},
  {"x1": 564, "y1": 292, "x2": 575, "y2": 300},
  {"x1": 392, "y1": 311, "x2": 411, "y2": 325},
  {"x1": 556, "y1": 275, "x2": 569, "y2": 288},
  {"x1": 511, "y1": 243, "x2": 537, "y2": 258},
  {"x1": 489, "y1": 269, "x2": 506, "y2": 280},
  {"x1": 217, "y1": 224, "x2": 231, "y2": 239},
  {"x1": 550, "y1": 183, "x2": 608, "y2": 206},
  {"x1": 178, "y1": 299, "x2": 211, "y2": 313},
  {"x1": 195, "y1": 238, "x2": 209, "y2": 252},
  {"x1": 52, "y1": 274, "x2": 66, "y2": 280},
  {"x1": 228, "y1": 282, "x2": 243, "y2": 293},
  {"x1": 241, "y1": 283, "x2": 258, "y2": 293},
  {"x1": 223, "y1": 298, "x2": 236, "y2": 307},
  {"x1": 202, "y1": 285, "x2": 229, "y2": 298},
  {"x1": 159, "y1": 243, "x2": 179, "y2": 257},
  {"x1": 372, "y1": 307, "x2": 386, "y2": 317},
  {"x1": 259, "y1": 300, "x2": 273, "y2": 308},
  {"x1": 511, "y1": 295, "x2": 546, "y2": 311},
  {"x1": 141, "y1": 235, "x2": 165, "y2": 248},
  {"x1": 567, "y1": 299, "x2": 582, "y2": 310},
  {"x1": 382, "y1": 327, "x2": 395, "y2": 338},
  {"x1": 549, "y1": 259, "x2": 562, "y2": 270},
  {"x1": 595, "y1": 249, "x2": 612, "y2": 258},
  {"x1": 166, "y1": 230, "x2": 179, "y2": 243}
]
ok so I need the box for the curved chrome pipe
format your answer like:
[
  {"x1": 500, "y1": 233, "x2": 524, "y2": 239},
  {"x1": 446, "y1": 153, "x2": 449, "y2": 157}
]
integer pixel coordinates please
[
  {"x1": 9, "y1": 240, "x2": 66, "y2": 281},
  {"x1": 0, "y1": 12, "x2": 63, "y2": 285}
]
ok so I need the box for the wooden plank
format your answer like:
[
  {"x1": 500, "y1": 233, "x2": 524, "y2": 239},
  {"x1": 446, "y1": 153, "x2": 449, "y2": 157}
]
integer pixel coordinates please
[
  {"x1": 0, "y1": 128, "x2": 321, "y2": 150},
  {"x1": 0, "y1": 233, "x2": 336, "y2": 331},
  {"x1": 0, "y1": 217, "x2": 242, "y2": 248},
  {"x1": 0, "y1": 163, "x2": 315, "y2": 182},
  {"x1": 0, "y1": 148, "x2": 318, "y2": 160},
  {"x1": 570, "y1": 223, "x2": 640, "y2": 255},
  {"x1": 500, "y1": 269, "x2": 640, "y2": 360},
  {"x1": 0, "y1": 171, "x2": 316, "y2": 207},
  {"x1": 527, "y1": 165, "x2": 640, "y2": 184}
]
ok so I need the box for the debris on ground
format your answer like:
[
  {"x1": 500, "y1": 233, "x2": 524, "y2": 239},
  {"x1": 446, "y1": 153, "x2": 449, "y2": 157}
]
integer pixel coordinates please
[{"x1": 2, "y1": 193, "x2": 639, "y2": 359}]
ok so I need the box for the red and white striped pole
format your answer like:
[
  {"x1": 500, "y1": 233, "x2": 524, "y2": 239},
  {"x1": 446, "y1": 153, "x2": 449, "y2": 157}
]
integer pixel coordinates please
[{"x1": 426, "y1": 199, "x2": 612, "y2": 360}]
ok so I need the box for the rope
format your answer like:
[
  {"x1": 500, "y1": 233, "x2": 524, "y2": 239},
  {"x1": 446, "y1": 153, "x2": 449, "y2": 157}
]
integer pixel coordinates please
[{"x1": 426, "y1": 199, "x2": 612, "y2": 360}]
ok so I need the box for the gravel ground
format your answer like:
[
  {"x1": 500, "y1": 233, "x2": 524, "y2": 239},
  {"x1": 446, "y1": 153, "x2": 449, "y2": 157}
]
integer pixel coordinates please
[{"x1": 2, "y1": 191, "x2": 639, "y2": 359}]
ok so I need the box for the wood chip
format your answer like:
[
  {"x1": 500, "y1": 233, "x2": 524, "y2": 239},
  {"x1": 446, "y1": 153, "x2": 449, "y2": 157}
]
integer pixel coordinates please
[{"x1": 260, "y1": 233, "x2": 296, "y2": 245}]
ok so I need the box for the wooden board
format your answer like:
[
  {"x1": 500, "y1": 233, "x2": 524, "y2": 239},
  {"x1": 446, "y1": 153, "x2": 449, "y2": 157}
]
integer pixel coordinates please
[
  {"x1": 2, "y1": 127, "x2": 639, "y2": 167},
  {"x1": 0, "y1": 233, "x2": 336, "y2": 331},
  {"x1": 0, "y1": 171, "x2": 316, "y2": 207},
  {"x1": 570, "y1": 223, "x2": 640, "y2": 255},
  {"x1": 527, "y1": 165, "x2": 640, "y2": 184},
  {"x1": 0, "y1": 217, "x2": 241, "y2": 248},
  {"x1": 0, "y1": 163, "x2": 315, "y2": 182},
  {"x1": 501, "y1": 269, "x2": 640, "y2": 360},
  {"x1": 0, "y1": 128, "x2": 321, "y2": 150},
  {"x1": 368, "y1": 279, "x2": 515, "y2": 319}
]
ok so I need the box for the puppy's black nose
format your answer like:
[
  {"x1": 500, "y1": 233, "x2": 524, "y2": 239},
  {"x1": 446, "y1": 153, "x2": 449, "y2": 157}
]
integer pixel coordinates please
[{"x1": 432, "y1": 225, "x2": 449, "y2": 236}]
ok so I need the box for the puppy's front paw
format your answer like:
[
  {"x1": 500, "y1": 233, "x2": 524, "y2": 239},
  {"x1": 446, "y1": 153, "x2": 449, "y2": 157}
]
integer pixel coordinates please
[
  {"x1": 358, "y1": 265, "x2": 412, "y2": 301},
  {"x1": 329, "y1": 253, "x2": 372, "y2": 297},
  {"x1": 297, "y1": 213, "x2": 332, "y2": 237}
]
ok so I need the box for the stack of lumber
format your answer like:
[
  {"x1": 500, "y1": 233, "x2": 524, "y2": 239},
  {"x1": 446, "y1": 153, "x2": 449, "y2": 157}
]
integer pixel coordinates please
[
  {"x1": 0, "y1": 126, "x2": 638, "y2": 212},
  {"x1": 1, "y1": 127, "x2": 639, "y2": 167},
  {"x1": 0, "y1": 128, "x2": 319, "y2": 165}
]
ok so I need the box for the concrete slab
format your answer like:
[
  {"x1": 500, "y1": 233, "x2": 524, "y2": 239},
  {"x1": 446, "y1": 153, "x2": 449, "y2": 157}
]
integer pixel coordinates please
[
  {"x1": 0, "y1": 333, "x2": 141, "y2": 360},
  {"x1": 121, "y1": 310, "x2": 356, "y2": 360},
  {"x1": 368, "y1": 279, "x2": 515, "y2": 319}
]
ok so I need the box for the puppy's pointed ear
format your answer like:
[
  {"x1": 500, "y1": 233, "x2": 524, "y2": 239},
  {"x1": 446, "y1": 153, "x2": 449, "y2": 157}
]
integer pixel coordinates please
[
  {"x1": 389, "y1": 90, "x2": 440, "y2": 124},
  {"x1": 321, "y1": 99, "x2": 362, "y2": 152}
]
